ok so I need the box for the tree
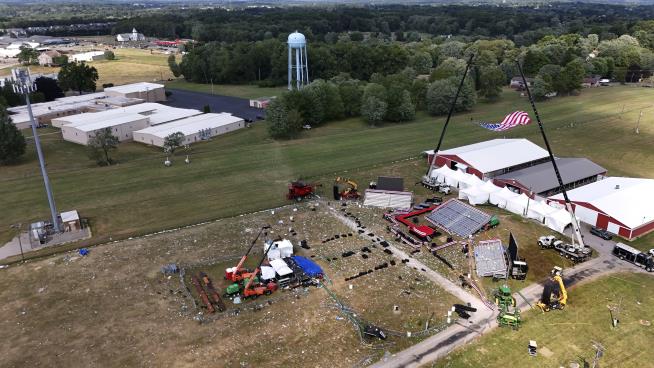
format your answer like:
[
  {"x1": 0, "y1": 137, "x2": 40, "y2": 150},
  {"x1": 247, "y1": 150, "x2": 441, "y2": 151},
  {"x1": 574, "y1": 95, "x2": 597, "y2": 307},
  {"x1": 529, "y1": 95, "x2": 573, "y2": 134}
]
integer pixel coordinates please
[
  {"x1": 349, "y1": 32, "x2": 364, "y2": 41},
  {"x1": 58, "y1": 62, "x2": 99, "y2": 95},
  {"x1": 426, "y1": 78, "x2": 476, "y2": 116},
  {"x1": 104, "y1": 50, "x2": 116, "y2": 60},
  {"x1": 361, "y1": 96, "x2": 387, "y2": 126},
  {"x1": 267, "y1": 98, "x2": 301, "y2": 139},
  {"x1": 560, "y1": 58, "x2": 585, "y2": 93},
  {"x1": 430, "y1": 57, "x2": 466, "y2": 81},
  {"x1": 337, "y1": 80, "x2": 363, "y2": 117},
  {"x1": 395, "y1": 90, "x2": 416, "y2": 121},
  {"x1": 411, "y1": 51, "x2": 433, "y2": 74},
  {"x1": 87, "y1": 128, "x2": 119, "y2": 166},
  {"x1": 531, "y1": 76, "x2": 553, "y2": 101},
  {"x1": 0, "y1": 108, "x2": 26, "y2": 164},
  {"x1": 35, "y1": 77, "x2": 64, "y2": 102},
  {"x1": 168, "y1": 54, "x2": 181, "y2": 78},
  {"x1": 163, "y1": 132, "x2": 185, "y2": 155},
  {"x1": 17, "y1": 46, "x2": 38, "y2": 65},
  {"x1": 478, "y1": 65, "x2": 505, "y2": 99}
]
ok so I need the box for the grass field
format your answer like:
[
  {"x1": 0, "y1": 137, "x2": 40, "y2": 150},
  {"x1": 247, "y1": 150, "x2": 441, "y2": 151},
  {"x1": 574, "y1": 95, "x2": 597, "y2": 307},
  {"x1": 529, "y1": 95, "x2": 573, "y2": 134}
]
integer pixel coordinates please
[
  {"x1": 0, "y1": 48, "x2": 176, "y2": 88},
  {"x1": 2, "y1": 85, "x2": 654, "y2": 259},
  {"x1": 165, "y1": 79, "x2": 287, "y2": 99},
  {"x1": 435, "y1": 272, "x2": 654, "y2": 368}
]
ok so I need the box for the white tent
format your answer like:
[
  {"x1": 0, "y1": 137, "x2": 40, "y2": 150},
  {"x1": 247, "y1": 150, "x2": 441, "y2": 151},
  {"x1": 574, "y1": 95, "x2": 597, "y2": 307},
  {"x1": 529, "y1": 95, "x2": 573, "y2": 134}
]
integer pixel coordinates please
[
  {"x1": 505, "y1": 193, "x2": 532, "y2": 216},
  {"x1": 264, "y1": 239, "x2": 294, "y2": 261},
  {"x1": 489, "y1": 187, "x2": 519, "y2": 208},
  {"x1": 459, "y1": 173, "x2": 484, "y2": 189},
  {"x1": 429, "y1": 165, "x2": 452, "y2": 183},
  {"x1": 459, "y1": 185, "x2": 489, "y2": 205},
  {"x1": 269, "y1": 259, "x2": 293, "y2": 277},
  {"x1": 444, "y1": 169, "x2": 469, "y2": 187},
  {"x1": 479, "y1": 181, "x2": 502, "y2": 195},
  {"x1": 526, "y1": 201, "x2": 557, "y2": 222},
  {"x1": 545, "y1": 207, "x2": 573, "y2": 233}
]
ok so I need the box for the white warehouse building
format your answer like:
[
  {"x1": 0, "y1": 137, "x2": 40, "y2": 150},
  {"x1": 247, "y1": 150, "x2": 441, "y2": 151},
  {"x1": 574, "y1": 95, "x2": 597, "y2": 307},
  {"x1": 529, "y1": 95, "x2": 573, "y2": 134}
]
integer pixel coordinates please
[
  {"x1": 133, "y1": 113, "x2": 245, "y2": 147},
  {"x1": 61, "y1": 114, "x2": 150, "y2": 145}
]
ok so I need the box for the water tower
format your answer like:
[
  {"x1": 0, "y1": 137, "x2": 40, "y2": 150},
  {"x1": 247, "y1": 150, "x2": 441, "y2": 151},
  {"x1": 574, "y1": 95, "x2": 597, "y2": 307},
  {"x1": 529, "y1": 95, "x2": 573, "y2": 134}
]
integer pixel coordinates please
[{"x1": 288, "y1": 31, "x2": 309, "y2": 90}]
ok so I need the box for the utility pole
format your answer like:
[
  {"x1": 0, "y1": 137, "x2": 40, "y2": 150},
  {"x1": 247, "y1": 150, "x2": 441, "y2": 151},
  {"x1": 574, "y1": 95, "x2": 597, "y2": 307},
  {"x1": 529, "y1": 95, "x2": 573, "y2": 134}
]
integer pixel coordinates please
[
  {"x1": 11, "y1": 68, "x2": 61, "y2": 233},
  {"x1": 635, "y1": 110, "x2": 643, "y2": 134}
]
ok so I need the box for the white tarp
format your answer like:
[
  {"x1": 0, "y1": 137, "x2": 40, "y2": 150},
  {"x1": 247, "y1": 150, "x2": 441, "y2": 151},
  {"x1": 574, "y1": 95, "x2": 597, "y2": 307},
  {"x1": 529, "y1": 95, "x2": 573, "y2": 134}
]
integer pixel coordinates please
[
  {"x1": 545, "y1": 207, "x2": 573, "y2": 233},
  {"x1": 526, "y1": 201, "x2": 557, "y2": 222},
  {"x1": 264, "y1": 239, "x2": 294, "y2": 261},
  {"x1": 363, "y1": 189, "x2": 413, "y2": 210},
  {"x1": 458, "y1": 185, "x2": 489, "y2": 205},
  {"x1": 260, "y1": 266, "x2": 276, "y2": 280},
  {"x1": 505, "y1": 193, "x2": 532, "y2": 216},
  {"x1": 459, "y1": 173, "x2": 484, "y2": 189},
  {"x1": 479, "y1": 181, "x2": 502, "y2": 195},
  {"x1": 489, "y1": 187, "x2": 519, "y2": 208},
  {"x1": 270, "y1": 258, "x2": 293, "y2": 277}
]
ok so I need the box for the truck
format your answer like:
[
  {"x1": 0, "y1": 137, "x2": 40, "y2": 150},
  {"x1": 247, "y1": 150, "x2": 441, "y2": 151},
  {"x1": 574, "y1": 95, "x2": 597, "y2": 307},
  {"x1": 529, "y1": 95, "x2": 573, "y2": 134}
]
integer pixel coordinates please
[
  {"x1": 538, "y1": 235, "x2": 592, "y2": 263},
  {"x1": 613, "y1": 242, "x2": 654, "y2": 272},
  {"x1": 420, "y1": 174, "x2": 451, "y2": 194}
]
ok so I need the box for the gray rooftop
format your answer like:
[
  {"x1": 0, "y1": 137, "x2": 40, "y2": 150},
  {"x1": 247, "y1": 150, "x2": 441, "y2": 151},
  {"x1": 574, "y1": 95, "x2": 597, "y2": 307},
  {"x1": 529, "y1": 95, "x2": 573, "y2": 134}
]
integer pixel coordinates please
[{"x1": 495, "y1": 157, "x2": 606, "y2": 194}]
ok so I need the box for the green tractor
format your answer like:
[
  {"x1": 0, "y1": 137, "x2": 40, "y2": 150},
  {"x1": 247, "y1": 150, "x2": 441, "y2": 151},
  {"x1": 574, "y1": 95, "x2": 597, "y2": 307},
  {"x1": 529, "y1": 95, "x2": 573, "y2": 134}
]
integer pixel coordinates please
[
  {"x1": 225, "y1": 276, "x2": 260, "y2": 297},
  {"x1": 494, "y1": 284, "x2": 517, "y2": 309},
  {"x1": 484, "y1": 215, "x2": 500, "y2": 230},
  {"x1": 494, "y1": 284, "x2": 521, "y2": 329}
]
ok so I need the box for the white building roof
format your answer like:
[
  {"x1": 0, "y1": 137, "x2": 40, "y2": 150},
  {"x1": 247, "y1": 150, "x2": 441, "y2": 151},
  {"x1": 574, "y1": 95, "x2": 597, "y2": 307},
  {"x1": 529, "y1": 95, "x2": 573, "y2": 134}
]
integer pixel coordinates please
[
  {"x1": 269, "y1": 259, "x2": 293, "y2": 277},
  {"x1": 437, "y1": 139, "x2": 549, "y2": 174},
  {"x1": 71, "y1": 51, "x2": 105, "y2": 58},
  {"x1": 550, "y1": 177, "x2": 654, "y2": 229},
  {"x1": 133, "y1": 113, "x2": 244, "y2": 138},
  {"x1": 104, "y1": 82, "x2": 164, "y2": 95},
  {"x1": 60, "y1": 210, "x2": 79, "y2": 223},
  {"x1": 70, "y1": 113, "x2": 147, "y2": 133},
  {"x1": 57, "y1": 103, "x2": 200, "y2": 127}
]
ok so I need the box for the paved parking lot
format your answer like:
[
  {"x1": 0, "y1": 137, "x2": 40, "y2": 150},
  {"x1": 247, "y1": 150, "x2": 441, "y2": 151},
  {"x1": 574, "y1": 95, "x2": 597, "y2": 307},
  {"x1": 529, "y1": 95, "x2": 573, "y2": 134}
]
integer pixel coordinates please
[{"x1": 164, "y1": 88, "x2": 265, "y2": 122}]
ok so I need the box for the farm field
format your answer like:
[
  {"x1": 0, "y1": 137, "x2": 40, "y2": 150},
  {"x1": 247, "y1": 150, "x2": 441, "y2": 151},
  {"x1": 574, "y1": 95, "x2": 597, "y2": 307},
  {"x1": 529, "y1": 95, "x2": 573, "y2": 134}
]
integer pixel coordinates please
[
  {"x1": 435, "y1": 272, "x2": 654, "y2": 368},
  {"x1": 0, "y1": 203, "x2": 459, "y2": 367},
  {"x1": 2, "y1": 85, "x2": 654, "y2": 259},
  {"x1": 0, "y1": 48, "x2": 176, "y2": 88}
]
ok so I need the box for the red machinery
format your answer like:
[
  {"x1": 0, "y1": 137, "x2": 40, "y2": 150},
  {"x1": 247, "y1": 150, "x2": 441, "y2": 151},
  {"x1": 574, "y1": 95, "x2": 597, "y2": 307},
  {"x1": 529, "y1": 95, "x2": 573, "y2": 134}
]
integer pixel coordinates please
[
  {"x1": 389, "y1": 206, "x2": 438, "y2": 240},
  {"x1": 225, "y1": 225, "x2": 270, "y2": 282},
  {"x1": 287, "y1": 180, "x2": 319, "y2": 200},
  {"x1": 243, "y1": 237, "x2": 278, "y2": 299}
]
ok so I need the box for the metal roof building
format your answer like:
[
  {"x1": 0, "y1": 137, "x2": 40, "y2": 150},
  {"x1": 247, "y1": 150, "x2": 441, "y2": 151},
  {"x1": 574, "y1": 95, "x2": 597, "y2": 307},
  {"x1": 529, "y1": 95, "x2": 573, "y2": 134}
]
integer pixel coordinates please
[
  {"x1": 493, "y1": 158, "x2": 607, "y2": 198},
  {"x1": 104, "y1": 82, "x2": 166, "y2": 102},
  {"x1": 549, "y1": 177, "x2": 654, "y2": 240},
  {"x1": 51, "y1": 103, "x2": 200, "y2": 128},
  {"x1": 61, "y1": 114, "x2": 150, "y2": 145},
  {"x1": 425, "y1": 139, "x2": 550, "y2": 179},
  {"x1": 133, "y1": 113, "x2": 245, "y2": 147}
]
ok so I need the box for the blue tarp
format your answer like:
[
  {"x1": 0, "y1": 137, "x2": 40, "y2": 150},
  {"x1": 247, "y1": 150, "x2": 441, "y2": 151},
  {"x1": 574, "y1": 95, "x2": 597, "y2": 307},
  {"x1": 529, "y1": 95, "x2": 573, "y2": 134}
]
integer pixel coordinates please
[
  {"x1": 79, "y1": 248, "x2": 89, "y2": 256},
  {"x1": 292, "y1": 256, "x2": 323, "y2": 277}
]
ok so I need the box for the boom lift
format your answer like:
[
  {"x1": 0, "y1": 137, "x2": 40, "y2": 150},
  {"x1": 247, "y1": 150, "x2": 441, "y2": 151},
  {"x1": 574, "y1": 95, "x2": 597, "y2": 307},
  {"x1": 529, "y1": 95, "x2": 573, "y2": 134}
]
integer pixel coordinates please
[
  {"x1": 225, "y1": 225, "x2": 270, "y2": 282},
  {"x1": 334, "y1": 177, "x2": 360, "y2": 200},
  {"x1": 537, "y1": 266, "x2": 567, "y2": 312},
  {"x1": 242, "y1": 241, "x2": 278, "y2": 299}
]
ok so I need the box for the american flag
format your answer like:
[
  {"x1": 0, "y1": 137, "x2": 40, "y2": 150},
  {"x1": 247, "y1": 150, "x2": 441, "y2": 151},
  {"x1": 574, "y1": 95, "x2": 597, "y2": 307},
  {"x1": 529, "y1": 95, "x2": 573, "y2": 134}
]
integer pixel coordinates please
[{"x1": 480, "y1": 111, "x2": 532, "y2": 131}]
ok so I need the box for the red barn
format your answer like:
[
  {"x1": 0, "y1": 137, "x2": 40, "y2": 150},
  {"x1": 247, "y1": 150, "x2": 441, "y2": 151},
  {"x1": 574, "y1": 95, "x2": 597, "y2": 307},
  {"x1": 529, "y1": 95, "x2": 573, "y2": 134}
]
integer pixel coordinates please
[{"x1": 549, "y1": 177, "x2": 654, "y2": 240}]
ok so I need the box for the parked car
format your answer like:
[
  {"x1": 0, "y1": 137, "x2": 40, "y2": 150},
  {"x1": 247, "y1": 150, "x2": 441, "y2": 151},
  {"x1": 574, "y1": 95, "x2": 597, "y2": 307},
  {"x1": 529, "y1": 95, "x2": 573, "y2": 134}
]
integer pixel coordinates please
[
  {"x1": 599, "y1": 78, "x2": 611, "y2": 86},
  {"x1": 590, "y1": 226, "x2": 613, "y2": 240}
]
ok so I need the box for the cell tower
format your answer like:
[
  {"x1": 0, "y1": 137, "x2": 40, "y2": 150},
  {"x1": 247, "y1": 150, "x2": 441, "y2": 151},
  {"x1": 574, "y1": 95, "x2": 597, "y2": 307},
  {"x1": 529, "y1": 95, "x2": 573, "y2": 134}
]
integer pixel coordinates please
[{"x1": 288, "y1": 31, "x2": 309, "y2": 90}]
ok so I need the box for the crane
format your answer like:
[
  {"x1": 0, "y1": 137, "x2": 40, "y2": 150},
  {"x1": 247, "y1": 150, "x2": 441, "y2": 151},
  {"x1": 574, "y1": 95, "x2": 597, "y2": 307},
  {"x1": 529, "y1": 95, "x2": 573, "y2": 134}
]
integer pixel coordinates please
[
  {"x1": 421, "y1": 54, "x2": 475, "y2": 190},
  {"x1": 225, "y1": 225, "x2": 270, "y2": 282},
  {"x1": 242, "y1": 237, "x2": 278, "y2": 298},
  {"x1": 516, "y1": 61, "x2": 587, "y2": 253}
]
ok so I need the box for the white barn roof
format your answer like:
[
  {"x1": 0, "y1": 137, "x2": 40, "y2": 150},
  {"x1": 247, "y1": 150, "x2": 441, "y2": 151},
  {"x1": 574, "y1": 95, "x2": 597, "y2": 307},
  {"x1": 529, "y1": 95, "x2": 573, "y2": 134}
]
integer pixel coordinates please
[
  {"x1": 438, "y1": 139, "x2": 549, "y2": 174},
  {"x1": 71, "y1": 113, "x2": 147, "y2": 132},
  {"x1": 57, "y1": 103, "x2": 200, "y2": 127},
  {"x1": 550, "y1": 177, "x2": 654, "y2": 229},
  {"x1": 133, "y1": 113, "x2": 243, "y2": 138}
]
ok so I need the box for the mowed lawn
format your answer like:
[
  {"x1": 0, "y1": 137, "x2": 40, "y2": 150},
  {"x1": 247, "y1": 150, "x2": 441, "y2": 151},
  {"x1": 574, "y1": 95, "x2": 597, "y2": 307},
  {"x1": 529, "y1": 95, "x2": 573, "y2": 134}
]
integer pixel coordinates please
[
  {"x1": 435, "y1": 273, "x2": 654, "y2": 368},
  {"x1": 165, "y1": 79, "x2": 287, "y2": 99},
  {"x1": 1, "y1": 85, "x2": 654, "y2": 255}
]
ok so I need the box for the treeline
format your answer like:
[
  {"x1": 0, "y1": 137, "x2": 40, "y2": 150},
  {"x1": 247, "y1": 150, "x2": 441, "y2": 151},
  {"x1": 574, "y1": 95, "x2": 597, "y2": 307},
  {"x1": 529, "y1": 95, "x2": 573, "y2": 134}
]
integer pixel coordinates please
[{"x1": 112, "y1": 3, "x2": 654, "y2": 45}]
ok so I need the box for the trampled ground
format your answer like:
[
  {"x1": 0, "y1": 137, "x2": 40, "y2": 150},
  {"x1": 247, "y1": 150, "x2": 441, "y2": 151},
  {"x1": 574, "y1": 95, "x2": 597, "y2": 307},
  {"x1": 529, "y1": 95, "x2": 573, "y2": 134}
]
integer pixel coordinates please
[{"x1": 0, "y1": 203, "x2": 459, "y2": 367}]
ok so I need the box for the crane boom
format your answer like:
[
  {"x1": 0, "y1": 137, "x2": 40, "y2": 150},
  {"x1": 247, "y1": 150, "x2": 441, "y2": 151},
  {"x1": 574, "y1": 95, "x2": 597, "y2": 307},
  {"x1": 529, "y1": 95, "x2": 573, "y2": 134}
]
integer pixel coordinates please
[
  {"x1": 244, "y1": 237, "x2": 275, "y2": 292},
  {"x1": 554, "y1": 275, "x2": 567, "y2": 307},
  {"x1": 516, "y1": 61, "x2": 585, "y2": 249},
  {"x1": 235, "y1": 225, "x2": 270, "y2": 271}
]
